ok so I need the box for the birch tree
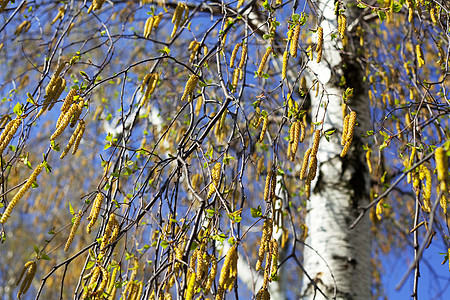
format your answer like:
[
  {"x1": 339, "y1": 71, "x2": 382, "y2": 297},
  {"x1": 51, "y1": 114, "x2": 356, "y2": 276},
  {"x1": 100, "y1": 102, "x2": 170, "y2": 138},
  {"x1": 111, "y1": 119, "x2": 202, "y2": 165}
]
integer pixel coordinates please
[{"x1": 0, "y1": 0, "x2": 449, "y2": 299}]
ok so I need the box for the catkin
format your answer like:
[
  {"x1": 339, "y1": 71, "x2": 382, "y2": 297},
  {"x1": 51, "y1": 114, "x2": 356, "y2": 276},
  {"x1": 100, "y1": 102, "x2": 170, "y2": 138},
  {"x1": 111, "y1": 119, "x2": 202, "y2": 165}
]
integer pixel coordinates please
[
  {"x1": 263, "y1": 170, "x2": 273, "y2": 202},
  {"x1": 290, "y1": 24, "x2": 300, "y2": 57},
  {"x1": 366, "y1": 149, "x2": 373, "y2": 174},
  {"x1": 51, "y1": 100, "x2": 83, "y2": 141},
  {"x1": 257, "y1": 47, "x2": 272, "y2": 76},
  {"x1": 205, "y1": 254, "x2": 217, "y2": 294},
  {"x1": 230, "y1": 43, "x2": 241, "y2": 68},
  {"x1": 282, "y1": 50, "x2": 288, "y2": 80},
  {"x1": 72, "y1": 120, "x2": 85, "y2": 155},
  {"x1": 341, "y1": 114, "x2": 350, "y2": 146},
  {"x1": 420, "y1": 165, "x2": 432, "y2": 212},
  {"x1": 181, "y1": 74, "x2": 199, "y2": 101},
  {"x1": 340, "y1": 112, "x2": 356, "y2": 157},
  {"x1": 310, "y1": 130, "x2": 321, "y2": 157},
  {"x1": 0, "y1": 117, "x2": 21, "y2": 156},
  {"x1": 86, "y1": 193, "x2": 104, "y2": 234},
  {"x1": 0, "y1": 164, "x2": 42, "y2": 224},
  {"x1": 16, "y1": 261, "x2": 37, "y2": 298},
  {"x1": 300, "y1": 148, "x2": 312, "y2": 180},
  {"x1": 239, "y1": 43, "x2": 247, "y2": 69},
  {"x1": 271, "y1": 239, "x2": 278, "y2": 276},
  {"x1": 435, "y1": 147, "x2": 448, "y2": 192},
  {"x1": 338, "y1": 14, "x2": 347, "y2": 40},
  {"x1": 259, "y1": 116, "x2": 269, "y2": 143},
  {"x1": 290, "y1": 121, "x2": 300, "y2": 161},
  {"x1": 316, "y1": 27, "x2": 323, "y2": 63},
  {"x1": 64, "y1": 210, "x2": 82, "y2": 251},
  {"x1": 218, "y1": 245, "x2": 238, "y2": 294},
  {"x1": 207, "y1": 162, "x2": 221, "y2": 199},
  {"x1": 88, "y1": 0, "x2": 106, "y2": 13},
  {"x1": 171, "y1": 3, "x2": 188, "y2": 38},
  {"x1": 416, "y1": 44, "x2": 425, "y2": 68},
  {"x1": 144, "y1": 16, "x2": 155, "y2": 38},
  {"x1": 60, "y1": 120, "x2": 85, "y2": 159},
  {"x1": 185, "y1": 272, "x2": 196, "y2": 300},
  {"x1": 307, "y1": 156, "x2": 318, "y2": 183}
]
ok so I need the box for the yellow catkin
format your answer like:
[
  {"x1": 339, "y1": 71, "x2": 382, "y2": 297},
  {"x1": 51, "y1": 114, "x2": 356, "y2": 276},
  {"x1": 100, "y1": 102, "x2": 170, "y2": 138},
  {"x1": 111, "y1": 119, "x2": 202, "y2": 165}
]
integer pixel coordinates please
[
  {"x1": 205, "y1": 254, "x2": 217, "y2": 294},
  {"x1": 420, "y1": 165, "x2": 432, "y2": 212},
  {"x1": 230, "y1": 42, "x2": 241, "y2": 68},
  {"x1": 207, "y1": 162, "x2": 221, "y2": 199},
  {"x1": 340, "y1": 111, "x2": 356, "y2": 157},
  {"x1": 407, "y1": 147, "x2": 417, "y2": 184},
  {"x1": 100, "y1": 213, "x2": 116, "y2": 251},
  {"x1": 184, "y1": 272, "x2": 196, "y2": 300},
  {"x1": 416, "y1": 44, "x2": 425, "y2": 68},
  {"x1": 218, "y1": 245, "x2": 238, "y2": 296},
  {"x1": 106, "y1": 266, "x2": 118, "y2": 297},
  {"x1": 259, "y1": 116, "x2": 269, "y2": 143},
  {"x1": 338, "y1": 14, "x2": 347, "y2": 40},
  {"x1": 300, "y1": 148, "x2": 312, "y2": 180},
  {"x1": 0, "y1": 164, "x2": 42, "y2": 224},
  {"x1": 0, "y1": 117, "x2": 21, "y2": 156},
  {"x1": 290, "y1": 121, "x2": 300, "y2": 161},
  {"x1": 86, "y1": 193, "x2": 104, "y2": 234},
  {"x1": 366, "y1": 148, "x2": 373, "y2": 174},
  {"x1": 64, "y1": 210, "x2": 82, "y2": 251},
  {"x1": 171, "y1": 3, "x2": 187, "y2": 38},
  {"x1": 231, "y1": 68, "x2": 240, "y2": 90},
  {"x1": 69, "y1": 99, "x2": 84, "y2": 128},
  {"x1": 61, "y1": 89, "x2": 78, "y2": 114},
  {"x1": 300, "y1": 122, "x2": 306, "y2": 143},
  {"x1": 311, "y1": 130, "x2": 321, "y2": 158},
  {"x1": 238, "y1": 43, "x2": 247, "y2": 69},
  {"x1": 88, "y1": 0, "x2": 106, "y2": 13},
  {"x1": 257, "y1": 47, "x2": 272, "y2": 76},
  {"x1": 271, "y1": 239, "x2": 278, "y2": 277},
  {"x1": 435, "y1": 147, "x2": 448, "y2": 192},
  {"x1": 51, "y1": 100, "x2": 83, "y2": 140},
  {"x1": 60, "y1": 120, "x2": 85, "y2": 159},
  {"x1": 144, "y1": 16, "x2": 155, "y2": 38},
  {"x1": 256, "y1": 219, "x2": 270, "y2": 271},
  {"x1": 376, "y1": 200, "x2": 383, "y2": 220},
  {"x1": 316, "y1": 27, "x2": 323, "y2": 63},
  {"x1": 181, "y1": 74, "x2": 199, "y2": 101},
  {"x1": 290, "y1": 23, "x2": 300, "y2": 57},
  {"x1": 282, "y1": 50, "x2": 288, "y2": 80},
  {"x1": 16, "y1": 261, "x2": 37, "y2": 298},
  {"x1": 96, "y1": 266, "x2": 109, "y2": 293},
  {"x1": 307, "y1": 156, "x2": 318, "y2": 183},
  {"x1": 263, "y1": 170, "x2": 273, "y2": 202},
  {"x1": 51, "y1": 6, "x2": 66, "y2": 25},
  {"x1": 341, "y1": 114, "x2": 350, "y2": 146},
  {"x1": 72, "y1": 120, "x2": 86, "y2": 155}
]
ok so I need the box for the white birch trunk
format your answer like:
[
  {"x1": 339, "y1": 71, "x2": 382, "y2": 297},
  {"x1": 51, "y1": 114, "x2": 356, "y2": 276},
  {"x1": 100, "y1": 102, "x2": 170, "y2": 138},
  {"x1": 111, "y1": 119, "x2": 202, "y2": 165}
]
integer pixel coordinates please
[{"x1": 300, "y1": 0, "x2": 371, "y2": 299}]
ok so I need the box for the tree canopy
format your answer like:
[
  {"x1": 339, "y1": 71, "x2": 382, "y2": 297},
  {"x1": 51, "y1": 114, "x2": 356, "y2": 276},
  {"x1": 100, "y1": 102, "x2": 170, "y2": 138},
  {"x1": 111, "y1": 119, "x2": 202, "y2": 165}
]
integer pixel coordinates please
[{"x1": 0, "y1": 0, "x2": 449, "y2": 299}]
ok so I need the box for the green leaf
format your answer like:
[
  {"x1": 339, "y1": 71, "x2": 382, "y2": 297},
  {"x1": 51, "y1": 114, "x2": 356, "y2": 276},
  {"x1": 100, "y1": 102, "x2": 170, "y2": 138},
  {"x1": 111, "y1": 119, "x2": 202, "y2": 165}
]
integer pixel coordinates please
[
  {"x1": 41, "y1": 254, "x2": 51, "y2": 260},
  {"x1": 377, "y1": 10, "x2": 387, "y2": 22},
  {"x1": 13, "y1": 102, "x2": 23, "y2": 116},
  {"x1": 160, "y1": 240, "x2": 169, "y2": 249},
  {"x1": 34, "y1": 245, "x2": 40, "y2": 255},
  {"x1": 86, "y1": 260, "x2": 95, "y2": 270},
  {"x1": 251, "y1": 205, "x2": 262, "y2": 218},
  {"x1": 357, "y1": 2, "x2": 367, "y2": 8},
  {"x1": 392, "y1": 2, "x2": 402, "y2": 13},
  {"x1": 69, "y1": 202, "x2": 74, "y2": 215},
  {"x1": 158, "y1": 47, "x2": 170, "y2": 55}
]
